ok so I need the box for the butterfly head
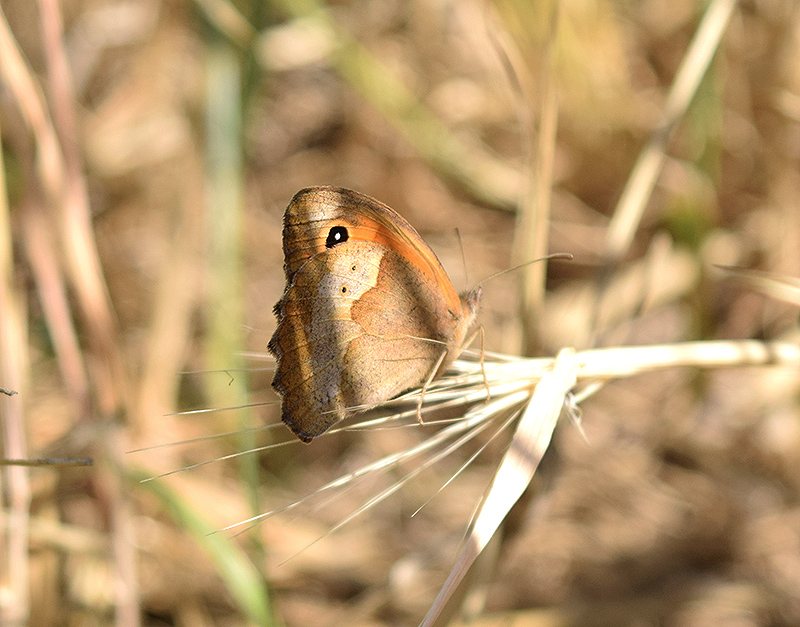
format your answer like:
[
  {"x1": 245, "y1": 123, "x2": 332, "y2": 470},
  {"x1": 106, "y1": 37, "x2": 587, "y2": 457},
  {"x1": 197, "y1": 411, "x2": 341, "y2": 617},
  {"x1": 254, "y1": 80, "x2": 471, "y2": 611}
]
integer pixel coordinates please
[{"x1": 460, "y1": 285, "x2": 481, "y2": 327}]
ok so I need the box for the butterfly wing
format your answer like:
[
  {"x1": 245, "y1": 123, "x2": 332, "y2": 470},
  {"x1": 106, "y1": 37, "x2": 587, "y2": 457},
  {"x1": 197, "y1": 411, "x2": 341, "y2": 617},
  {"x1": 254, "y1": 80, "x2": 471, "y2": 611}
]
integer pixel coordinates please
[{"x1": 269, "y1": 187, "x2": 477, "y2": 442}]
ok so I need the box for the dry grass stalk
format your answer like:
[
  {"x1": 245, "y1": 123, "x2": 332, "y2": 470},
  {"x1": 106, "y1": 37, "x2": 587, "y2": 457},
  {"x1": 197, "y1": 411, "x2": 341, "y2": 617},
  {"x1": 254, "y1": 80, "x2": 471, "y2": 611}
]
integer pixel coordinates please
[
  {"x1": 0, "y1": 117, "x2": 32, "y2": 627},
  {"x1": 206, "y1": 336, "x2": 799, "y2": 621},
  {"x1": 604, "y1": 0, "x2": 739, "y2": 260}
]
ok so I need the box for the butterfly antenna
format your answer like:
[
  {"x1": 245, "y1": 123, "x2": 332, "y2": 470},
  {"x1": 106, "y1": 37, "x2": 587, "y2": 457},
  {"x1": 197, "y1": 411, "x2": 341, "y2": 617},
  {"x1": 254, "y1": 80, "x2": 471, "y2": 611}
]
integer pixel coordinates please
[
  {"x1": 468, "y1": 252, "x2": 572, "y2": 293},
  {"x1": 454, "y1": 227, "x2": 470, "y2": 291}
]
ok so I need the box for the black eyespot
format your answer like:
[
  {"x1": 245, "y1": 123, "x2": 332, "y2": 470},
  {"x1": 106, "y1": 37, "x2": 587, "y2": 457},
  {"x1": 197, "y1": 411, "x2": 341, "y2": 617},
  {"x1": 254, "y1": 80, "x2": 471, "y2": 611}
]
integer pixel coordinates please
[
  {"x1": 351, "y1": 264, "x2": 356, "y2": 272},
  {"x1": 326, "y1": 226, "x2": 349, "y2": 248},
  {"x1": 341, "y1": 286, "x2": 347, "y2": 293}
]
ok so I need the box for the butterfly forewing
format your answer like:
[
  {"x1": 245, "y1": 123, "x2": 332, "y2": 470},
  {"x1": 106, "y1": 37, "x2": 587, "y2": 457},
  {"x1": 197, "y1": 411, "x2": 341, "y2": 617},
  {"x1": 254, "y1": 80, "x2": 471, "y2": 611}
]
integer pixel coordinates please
[{"x1": 270, "y1": 187, "x2": 479, "y2": 442}]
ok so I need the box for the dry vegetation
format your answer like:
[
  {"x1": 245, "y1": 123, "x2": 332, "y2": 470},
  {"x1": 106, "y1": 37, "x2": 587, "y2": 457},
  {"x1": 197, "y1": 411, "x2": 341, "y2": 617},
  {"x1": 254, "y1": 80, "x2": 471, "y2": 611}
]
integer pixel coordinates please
[{"x1": 2, "y1": 0, "x2": 800, "y2": 626}]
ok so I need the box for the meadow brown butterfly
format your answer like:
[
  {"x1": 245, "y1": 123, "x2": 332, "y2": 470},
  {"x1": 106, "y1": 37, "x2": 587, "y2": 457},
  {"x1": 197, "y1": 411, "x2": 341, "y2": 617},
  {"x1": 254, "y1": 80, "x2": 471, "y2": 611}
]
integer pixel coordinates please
[{"x1": 268, "y1": 187, "x2": 481, "y2": 442}]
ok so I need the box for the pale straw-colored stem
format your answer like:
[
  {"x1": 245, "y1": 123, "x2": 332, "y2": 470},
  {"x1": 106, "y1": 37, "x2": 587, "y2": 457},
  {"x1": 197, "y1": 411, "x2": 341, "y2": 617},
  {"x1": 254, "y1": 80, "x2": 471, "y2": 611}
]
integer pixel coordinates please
[{"x1": 605, "y1": 0, "x2": 739, "y2": 260}]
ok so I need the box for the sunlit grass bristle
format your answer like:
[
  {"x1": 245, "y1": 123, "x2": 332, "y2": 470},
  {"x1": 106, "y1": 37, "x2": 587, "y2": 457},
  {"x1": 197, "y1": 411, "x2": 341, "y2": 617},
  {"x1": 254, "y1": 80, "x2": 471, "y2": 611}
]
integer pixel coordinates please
[
  {"x1": 176, "y1": 366, "x2": 274, "y2": 374},
  {"x1": 220, "y1": 375, "x2": 528, "y2": 546},
  {"x1": 410, "y1": 410, "x2": 519, "y2": 519},
  {"x1": 716, "y1": 266, "x2": 800, "y2": 308},
  {"x1": 139, "y1": 437, "x2": 296, "y2": 483},
  {"x1": 236, "y1": 351, "x2": 276, "y2": 363},
  {"x1": 163, "y1": 400, "x2": 277, "y2": 418},
  {"x1": 128, "y1": 421, "x2": 286, "y2": 454},
  {"x1": 220, "y1": 356, "x2": 535, "y2": 547}
]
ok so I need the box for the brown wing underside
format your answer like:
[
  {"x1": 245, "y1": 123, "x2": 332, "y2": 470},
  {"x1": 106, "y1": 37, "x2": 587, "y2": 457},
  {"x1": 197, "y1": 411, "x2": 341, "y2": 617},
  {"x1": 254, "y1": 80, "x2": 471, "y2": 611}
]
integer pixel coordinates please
[
  {"x1": 269, "y1": 242, "x2": 465, "y2": 442},
  {"x1": 269, "y1": 187, "x2": 477, "y2": 442},
  {"x1": 280, "y1": 187, "x2": 465, "y2": 315}
]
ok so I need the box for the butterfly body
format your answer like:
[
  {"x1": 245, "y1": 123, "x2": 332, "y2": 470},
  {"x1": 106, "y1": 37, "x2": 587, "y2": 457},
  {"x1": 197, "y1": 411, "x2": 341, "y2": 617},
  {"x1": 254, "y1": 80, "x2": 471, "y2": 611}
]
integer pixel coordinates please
[{"x1": 269, "y1": 187, "x2": 479, "y2": 442}]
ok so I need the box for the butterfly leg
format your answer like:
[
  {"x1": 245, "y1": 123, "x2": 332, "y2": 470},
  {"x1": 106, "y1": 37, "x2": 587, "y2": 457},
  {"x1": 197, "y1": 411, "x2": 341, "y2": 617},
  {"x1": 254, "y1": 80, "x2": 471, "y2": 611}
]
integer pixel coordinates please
[
  {"x1": 478, "y1": 325, "x2": 490, "y2": 402},
  {"x1": 416, "y1": 348, "x2": 448, "y2": 425},
  {"x1": 460, "y1": 325, "x2": 490, "y2": 403}
]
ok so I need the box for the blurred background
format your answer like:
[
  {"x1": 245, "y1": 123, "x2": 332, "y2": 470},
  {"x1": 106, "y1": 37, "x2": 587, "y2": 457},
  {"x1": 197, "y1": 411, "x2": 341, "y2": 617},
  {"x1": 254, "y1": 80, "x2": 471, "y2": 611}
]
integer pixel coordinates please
[{"x1": 1, "y1": 0, "x2": 800, "y2": 625}]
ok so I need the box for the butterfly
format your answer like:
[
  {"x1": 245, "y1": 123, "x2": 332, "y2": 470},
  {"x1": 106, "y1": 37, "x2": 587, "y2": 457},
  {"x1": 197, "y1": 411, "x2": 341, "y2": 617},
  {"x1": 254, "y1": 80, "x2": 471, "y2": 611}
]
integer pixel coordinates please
[{"x1": 268, "y1": 187, "x2": 480, "y2": 442}]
